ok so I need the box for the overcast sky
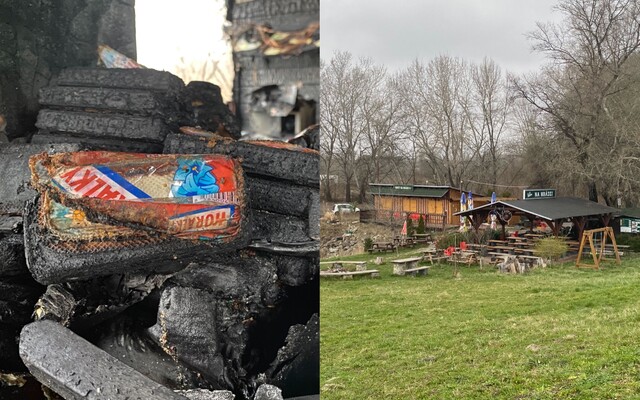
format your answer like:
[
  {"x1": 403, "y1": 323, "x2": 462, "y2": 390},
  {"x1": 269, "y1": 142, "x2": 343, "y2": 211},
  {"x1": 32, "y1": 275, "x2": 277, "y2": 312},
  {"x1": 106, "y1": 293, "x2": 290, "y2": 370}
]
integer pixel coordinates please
[{"x1": 321, "y1": 0, "x2": 562, "y2": 75}]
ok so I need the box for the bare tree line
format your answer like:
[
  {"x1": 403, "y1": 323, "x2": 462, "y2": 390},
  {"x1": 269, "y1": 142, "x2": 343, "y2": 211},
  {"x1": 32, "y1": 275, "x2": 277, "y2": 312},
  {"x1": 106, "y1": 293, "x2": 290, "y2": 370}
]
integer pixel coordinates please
[{"x1": 321, "y1": 0, "x2": 640, "y2": 208}]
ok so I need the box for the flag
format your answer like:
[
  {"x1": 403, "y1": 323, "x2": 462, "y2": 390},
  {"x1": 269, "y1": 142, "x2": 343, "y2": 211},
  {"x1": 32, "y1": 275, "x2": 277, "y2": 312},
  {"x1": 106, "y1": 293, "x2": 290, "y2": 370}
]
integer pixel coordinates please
[{"x1": 459, "y1": 192, "x2": 467, "y2": 232}]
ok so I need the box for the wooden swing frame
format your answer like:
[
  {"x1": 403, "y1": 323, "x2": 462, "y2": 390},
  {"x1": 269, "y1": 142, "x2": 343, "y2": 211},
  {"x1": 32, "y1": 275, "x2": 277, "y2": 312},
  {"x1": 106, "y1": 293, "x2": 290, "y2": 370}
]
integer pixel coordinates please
[{"x1": 575, "y1": 227, "x2": 621, "y2": 270}]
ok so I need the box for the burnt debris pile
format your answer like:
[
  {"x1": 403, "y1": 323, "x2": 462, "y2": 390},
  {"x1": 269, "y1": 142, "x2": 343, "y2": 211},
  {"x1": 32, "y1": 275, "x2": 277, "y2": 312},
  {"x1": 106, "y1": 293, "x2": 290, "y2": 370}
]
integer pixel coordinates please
[{"x1": 1, "y1": 68, "x2": 319, "y2": 400}]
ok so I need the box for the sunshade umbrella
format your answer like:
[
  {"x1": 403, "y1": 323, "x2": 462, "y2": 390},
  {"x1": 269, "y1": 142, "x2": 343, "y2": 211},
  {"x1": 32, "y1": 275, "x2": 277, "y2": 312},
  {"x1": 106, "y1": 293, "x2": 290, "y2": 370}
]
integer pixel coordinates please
[
  {"x1": 401, "y1": 220, "x2": 407, "y2": 236},
  {"x1": 491, "y1": 191, "x2": 497, "y2": 203}
]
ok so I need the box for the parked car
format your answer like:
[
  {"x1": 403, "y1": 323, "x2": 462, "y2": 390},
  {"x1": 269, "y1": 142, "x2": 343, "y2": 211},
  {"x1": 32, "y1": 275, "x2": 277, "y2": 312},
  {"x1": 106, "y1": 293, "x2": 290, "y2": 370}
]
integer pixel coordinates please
[{"x1": 332, "y1": 203, "x2": 360, "y2": 214}]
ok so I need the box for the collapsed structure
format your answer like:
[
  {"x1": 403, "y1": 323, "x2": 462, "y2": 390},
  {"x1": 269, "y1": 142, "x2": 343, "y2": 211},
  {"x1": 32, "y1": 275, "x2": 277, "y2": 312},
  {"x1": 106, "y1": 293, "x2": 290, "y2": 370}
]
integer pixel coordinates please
[{"x1": 0, "y1": 67, "x2": 319, "y2": 400}]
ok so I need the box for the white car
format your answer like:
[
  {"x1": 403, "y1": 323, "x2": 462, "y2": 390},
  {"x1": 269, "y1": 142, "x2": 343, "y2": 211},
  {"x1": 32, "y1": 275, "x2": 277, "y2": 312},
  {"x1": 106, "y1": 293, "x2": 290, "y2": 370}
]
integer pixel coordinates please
[{"x1": 332, "y1": 203, "x2": 360, "y2": 214}]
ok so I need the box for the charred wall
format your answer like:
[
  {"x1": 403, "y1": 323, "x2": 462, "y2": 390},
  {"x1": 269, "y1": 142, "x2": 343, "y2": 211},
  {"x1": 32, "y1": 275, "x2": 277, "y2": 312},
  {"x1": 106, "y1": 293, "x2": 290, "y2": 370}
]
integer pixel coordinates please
[
  {"x1": 227, "y1": 0, "x2": 319, "y2": 137},
  {"x1": 0, "y1": 0, "x2": 136, "y2": 139}
]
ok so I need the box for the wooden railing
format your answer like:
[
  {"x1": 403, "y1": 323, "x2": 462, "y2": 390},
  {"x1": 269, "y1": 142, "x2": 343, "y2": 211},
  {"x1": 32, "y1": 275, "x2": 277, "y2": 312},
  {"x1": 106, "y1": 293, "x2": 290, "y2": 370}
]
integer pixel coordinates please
[{"x1": 360, "y1": 209, "x2": 448, "y2": 230}]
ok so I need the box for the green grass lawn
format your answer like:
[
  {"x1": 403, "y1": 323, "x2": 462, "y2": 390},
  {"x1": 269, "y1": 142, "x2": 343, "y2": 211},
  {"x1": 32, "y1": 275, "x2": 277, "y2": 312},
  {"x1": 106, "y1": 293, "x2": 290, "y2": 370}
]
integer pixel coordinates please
[{"x1": 321, "y1": 249, "x2": 640, "y2": 399}]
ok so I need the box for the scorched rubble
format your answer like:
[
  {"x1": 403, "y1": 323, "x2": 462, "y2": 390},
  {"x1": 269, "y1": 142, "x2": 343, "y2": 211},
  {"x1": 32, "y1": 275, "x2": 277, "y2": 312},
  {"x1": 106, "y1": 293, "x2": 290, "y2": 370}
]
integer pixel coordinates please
[{"x1": 0, "y1": 67, "x2": 319, "y2": 400}]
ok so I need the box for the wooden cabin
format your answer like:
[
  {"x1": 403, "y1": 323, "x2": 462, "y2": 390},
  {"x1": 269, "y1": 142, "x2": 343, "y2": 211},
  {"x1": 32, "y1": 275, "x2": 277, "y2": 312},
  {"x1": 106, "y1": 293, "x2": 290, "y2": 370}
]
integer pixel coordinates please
[{"x1": 368, "y1": 184, "x2": 489, "y2": 228}]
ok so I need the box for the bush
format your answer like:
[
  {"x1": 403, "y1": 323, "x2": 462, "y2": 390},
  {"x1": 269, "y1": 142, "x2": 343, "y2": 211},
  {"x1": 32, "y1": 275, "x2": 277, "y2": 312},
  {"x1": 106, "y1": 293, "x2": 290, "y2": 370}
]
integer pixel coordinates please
[
  {"x1": 417, "y1": 215, "x2": 426, "y2": 234},
  {"x1": 469, "y1": 229, "x2": 500, "y2": 245},
  {"x1": 364, "y1": 237, "x2": 373, "y2": 251},
  {"x1": 534, "y1": 237, "x2": 569, "y2": 260},
  {"x1": 436, "y1": 232, "x2": 472, "y2": 249},
  {"x1": 613, "y1": 233, "x2": 640, "y2": 252}
]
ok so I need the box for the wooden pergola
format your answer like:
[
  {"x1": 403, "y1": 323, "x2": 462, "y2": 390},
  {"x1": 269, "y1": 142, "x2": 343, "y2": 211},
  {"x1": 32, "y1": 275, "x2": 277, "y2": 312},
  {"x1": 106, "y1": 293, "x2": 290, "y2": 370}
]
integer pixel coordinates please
[{"x1": 454, "y1": 197, "x2": 620, "y2": 240}]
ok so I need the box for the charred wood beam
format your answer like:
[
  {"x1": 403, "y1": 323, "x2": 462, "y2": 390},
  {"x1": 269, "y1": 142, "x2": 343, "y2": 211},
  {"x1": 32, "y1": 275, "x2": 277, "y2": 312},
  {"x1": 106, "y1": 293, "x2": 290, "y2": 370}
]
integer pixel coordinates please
[
  {"x1": 31, "y1": 133, "x2": 165, "y2": 153},
  {"x1": 39, "y1": 87, "x2": 180, "y2": 119},
  {"x1": 0, "y1": 143, "x2": 83, "y2": 215},
  {"x1": 24, "y1": 196, "x2": 244, "y2": 285},
  {"x1": 163, "y1": 133, "x2": 319, "y2": 188},
  {"x1": 0, "y1": 233, "x2": 28, "y2": 277},
  {"x1": 36, "y1": 110, "x2": 171, "y2": 143},
  {"x1": 55, "y1": 68, "x2": 185, "y2": 94},
  {"x1": 19, "y1": 320, "x2": 187, "y2": 400}
]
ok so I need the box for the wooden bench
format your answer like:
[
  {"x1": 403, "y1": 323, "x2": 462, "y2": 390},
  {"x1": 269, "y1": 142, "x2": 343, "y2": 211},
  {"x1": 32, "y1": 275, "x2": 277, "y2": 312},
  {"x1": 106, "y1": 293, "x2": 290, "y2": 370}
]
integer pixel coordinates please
[
  {"x1": 491, "y1": 246, "x2": 517, "y2": 254},
  {"x1": 320, "y1": 270, "x2": 380, "y2": 279},
  {"x1": 319, "y1": 260, "x2": 368, "y2": 271},
  {"x1": 391, "y1": 257, "x2": 422, "y2": 275},
  {"x1": 404, "y1": 266, "x2": 430, "y2": 277}
]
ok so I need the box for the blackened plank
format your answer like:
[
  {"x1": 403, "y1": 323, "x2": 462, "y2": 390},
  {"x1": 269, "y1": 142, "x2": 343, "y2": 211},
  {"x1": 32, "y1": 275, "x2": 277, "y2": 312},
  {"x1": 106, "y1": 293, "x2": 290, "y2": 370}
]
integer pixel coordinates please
[{"x1": 19, "y1": 320, "x2": 187, "y2": 400}]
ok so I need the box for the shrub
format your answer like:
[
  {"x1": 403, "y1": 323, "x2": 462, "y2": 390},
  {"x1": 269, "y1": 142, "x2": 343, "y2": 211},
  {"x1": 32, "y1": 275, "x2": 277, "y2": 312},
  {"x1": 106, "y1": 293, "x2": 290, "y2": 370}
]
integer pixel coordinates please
[
  {"x1": 436, "y1": 232, "x2": 472, "y2": 249},
  {"x1": 417, "y1": 215, "x2": 426, "y2": 234},
  {"x1": 534, "y1": 237, "x2": 569, "y2": 260},
  {"x1": 613, "y1": 233, "x2": 640, "y2": 252},
  {"x1": 364, "y1": 237, "x2": 373, "y2": 251}
]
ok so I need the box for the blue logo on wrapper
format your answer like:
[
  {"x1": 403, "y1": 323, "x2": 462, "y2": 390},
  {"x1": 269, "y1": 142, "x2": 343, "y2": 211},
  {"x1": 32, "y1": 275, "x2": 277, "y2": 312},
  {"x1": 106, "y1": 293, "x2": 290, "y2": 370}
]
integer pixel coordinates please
[{"x1": 171, "y1": 160, "x2": 220, "y2": 197}]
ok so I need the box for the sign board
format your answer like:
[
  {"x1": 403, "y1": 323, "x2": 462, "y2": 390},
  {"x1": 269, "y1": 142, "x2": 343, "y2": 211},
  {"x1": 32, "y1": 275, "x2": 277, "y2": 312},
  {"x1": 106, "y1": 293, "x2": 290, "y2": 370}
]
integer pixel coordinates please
[
  {"x1": 523, "y1": 189, "x2": 556, "y2": 200},
  {"x1": 393, "y1": 185, "x2": 413, "y2": 190},
  {"x1": 621, "y1": 217, "x2": 640, "y2": 233}
]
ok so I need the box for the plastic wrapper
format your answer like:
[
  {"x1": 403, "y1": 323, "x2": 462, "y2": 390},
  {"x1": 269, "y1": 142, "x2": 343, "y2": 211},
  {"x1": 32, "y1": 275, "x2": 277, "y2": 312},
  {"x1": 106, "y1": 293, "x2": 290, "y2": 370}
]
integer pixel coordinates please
[
  {"x1": 98, "y1": 44, "x2": 144, "y2": 69},
  {"x1": 30, "y1": 151, "x2": 248, "y2": 241}
]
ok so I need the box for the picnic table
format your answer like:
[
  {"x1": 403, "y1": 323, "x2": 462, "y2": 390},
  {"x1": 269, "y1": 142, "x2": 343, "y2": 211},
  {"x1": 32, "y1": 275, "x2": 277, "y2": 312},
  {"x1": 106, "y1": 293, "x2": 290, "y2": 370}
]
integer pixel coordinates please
[
  {"x1": 391, "y1": 257, "x2": 423, "y2": 275},
  {"x1": 393, "y1": 236, "x2": 416, "y2": 248},
  {"x1": 419, "y1": 248, "x2": 449, "y2": 264},
  {"x1": 448, "y1": 250, "x2": 478, "y2": 265},
  {"x1": 368, "y1": 242, "x2": 397, "y2": 253},
  {"x1": 412, "y1": 233, "x2": 434, "y2": 244}
]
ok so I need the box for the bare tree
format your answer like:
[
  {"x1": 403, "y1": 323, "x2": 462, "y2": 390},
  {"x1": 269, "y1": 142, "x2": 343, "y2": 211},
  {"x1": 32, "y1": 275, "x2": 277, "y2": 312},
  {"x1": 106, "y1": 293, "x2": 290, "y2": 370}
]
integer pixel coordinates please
[
  {"x1": 320, "y1": 51, "x2": 386, "y2": 202},
  {"x1": 513, "y1": 0, "x2": 640, "y2": 202},
  {"x1": 467, "y1": 58, "x2": 511, "y2": 192}
]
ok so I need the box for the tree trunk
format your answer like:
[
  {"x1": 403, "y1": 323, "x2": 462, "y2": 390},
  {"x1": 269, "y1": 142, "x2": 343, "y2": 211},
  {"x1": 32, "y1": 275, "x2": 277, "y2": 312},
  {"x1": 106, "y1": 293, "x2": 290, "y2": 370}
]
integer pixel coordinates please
[
  {"x1": 345, "y1": 177, "x2": 351, "y2": 202},
  {"x1": 588, "y1": 181, "x2": 598, "y2": 203}
]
